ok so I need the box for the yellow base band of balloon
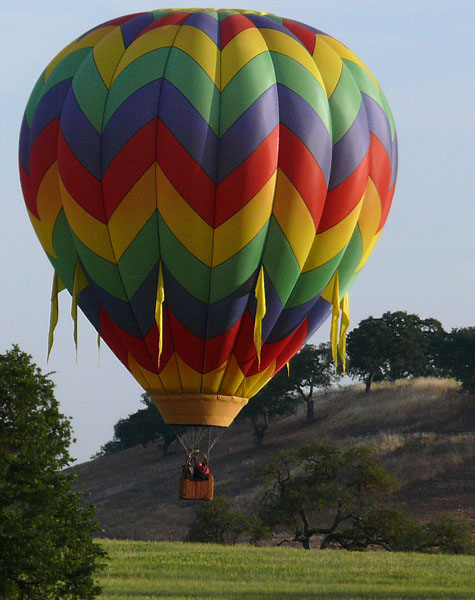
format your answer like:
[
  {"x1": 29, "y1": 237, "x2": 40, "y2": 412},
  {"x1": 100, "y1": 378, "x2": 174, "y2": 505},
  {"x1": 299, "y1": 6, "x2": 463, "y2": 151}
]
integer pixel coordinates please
[{"x1": 150, "y1": 394, "x2": 248, "y2": 427}]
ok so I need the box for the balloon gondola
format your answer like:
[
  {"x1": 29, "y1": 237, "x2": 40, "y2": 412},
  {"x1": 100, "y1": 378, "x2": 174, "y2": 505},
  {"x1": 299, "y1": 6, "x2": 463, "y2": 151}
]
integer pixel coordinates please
[{"x1": 19, "y1": 8, "x2": 397, "y2": 499}]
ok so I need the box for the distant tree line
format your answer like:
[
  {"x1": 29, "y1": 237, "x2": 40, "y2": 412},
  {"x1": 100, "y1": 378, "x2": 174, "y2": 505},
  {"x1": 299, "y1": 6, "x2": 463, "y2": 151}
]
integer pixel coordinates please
[{"x1": 94, "y1": 312, "x2": 474, "y2": 456}]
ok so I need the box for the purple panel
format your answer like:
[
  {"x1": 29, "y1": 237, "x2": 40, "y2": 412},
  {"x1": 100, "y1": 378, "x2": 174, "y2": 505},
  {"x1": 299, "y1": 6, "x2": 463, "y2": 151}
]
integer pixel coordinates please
[
  {"x1": 77, "y1": 284, "x2": 102, "y2": 332},
  {"x1": 362, "y1": 93, "x2": 393, "y2": 162},
  {"x1": 185, "y1": 12, "x2": 219, "y2": 45},
  {"x1": 217, "y1": 85, "x2": 279, "y2": 183},
  {"x1": 390, "y1": 133, "x2": 398, "y2": 189},
  {"x1": 29, "y1": 79, "x2": 71, "y2": 150},
  {"x1": 244, "y1": 14, "x2": 301, "y2": 45},
  {"x1": 246, "y1": 271, "x2": 283, "y2": 341},
  {"x1": 101, "y1": 79, "x2": 162, "y2": 173},
  {"x1": 277, "y1": 84, "x2": 332, "y2": 183},
  {"x1": 306, "y1": 296, "x2": 332, "y2": 341},
  {"x1": 19, "y1": 115, "x2": 30, "y2": 173},
  {"x1": 130, "y1": 263, "x2": 160, "y2": 334},
  {"x1": 89, "y1": 279, "x2": 143, "y2": 337},
  {"x1": 328, "y1": 103, "x2": 370, "y2": 190},
  {"x1": 265, "y1": 297, "x2": 319, "y2": 343},
  {"x1": 60, "y1": 87, "x2": 101, "y2": 179},
  {"x1": 121, "y1": 13, "x2": 155, "y2": 48},
  {"x1": 158, "y1": 80, "x2": 218, "y2": 180}
]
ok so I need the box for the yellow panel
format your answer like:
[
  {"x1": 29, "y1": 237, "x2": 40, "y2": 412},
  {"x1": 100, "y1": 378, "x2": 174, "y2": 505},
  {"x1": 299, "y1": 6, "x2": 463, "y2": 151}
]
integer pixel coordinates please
[
  {"x1": 212, "y1": 171, "x2": 276, "y2": 267},
  {"x1": 303, "y1": 196, "x2": 364, "y2": 272},
  {"x1": 128, "y1": 352, "x2": 165, "y2": 394},
  {"x1": 313, "y1": 36, "x2": 343, "y2": 99},
  {"x1": 108, "y1": 165, "x2": 156, "y2": 260},
  {"x1": 239, "y1": 359, "x2": 276, "y2": 398},
  {"x1": 58, "y1": 177, "x2": 116, "y2": 262},
  {"x1": 318, "y1": 35, "x2": 380, "y2": 90},
  {"x1": 112, "y1": 26, "x2": 180, "y2": 82},
  {"x1": 93, "y1": 27, "x2": 126, "y2": 88},
  {"x1": 30, "y1": 162, "x2": 62, "y2": 258},
  {"x1": 174, "y1": 25, "x2": 219, "y2": 85},
  {"x1": 158, "y1": 352, "x2": 182, "y2": 394},
  {"x1": 272, "y1": 169, "x2": 316, "y2": 269},
  {"x1": 259, "y1": 29, "x2": 325, "y2": 91},
  {"x1": 201, "y1": 357, "x2": 231, "y2": 394},
  {"x1": 156, "y1": 165, "x2": 213, "y2": 265},
  {"x1": 176, "y1": 355, "x2": 202, "y2": 394},
  {"x1": 45, "y1": 27, "x2": 116, "y2": 81},
  {"x1": 221, "y1": 27, "x2": 269, "y2": 90},
  {"x1": 151, "y1": 394, "x2": 248, "y2": 427},
  {"x1": 321, "y1": 271, "x2": 338, "y2": 304},
  {"x1": 355, "y1": 177, "x2": 382, "y2": 273},
  {"x1": 219, "y1": 354, "x2": 245, "y2": 397}
]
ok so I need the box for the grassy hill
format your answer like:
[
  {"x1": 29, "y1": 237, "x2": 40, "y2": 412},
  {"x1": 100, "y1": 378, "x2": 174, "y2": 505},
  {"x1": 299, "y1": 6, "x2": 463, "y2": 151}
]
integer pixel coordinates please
[{"x1": 71, "y1": 378, "x2": 474, "y2": 542}]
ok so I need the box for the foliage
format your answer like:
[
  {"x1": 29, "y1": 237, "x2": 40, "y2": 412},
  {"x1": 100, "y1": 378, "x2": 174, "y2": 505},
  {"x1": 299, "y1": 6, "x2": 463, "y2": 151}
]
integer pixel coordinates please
[
  {"x1": 94, "y1": 394, "x2": 181, "y2": 458},
  {"x1": 96, "y1": 539, "x2": 475, "y2": 599},
  {"x1": 0, "y1": 345, "x2": 105, "y2": 600},
  {"x1": 186, "y1": 496, "x2": 248, "y2": 544},
  {"x1": 286, "y1": 343, "x2": 340, "y2": 422},
  {"x1": 435, "y1": 327, "x2": 475, "y2": 393},
  {"x1": 423, "y1": 513, "x2": 474, "y2": 555},
  {"x1": 347, "y1": 311, "x2": 445, "y2": 391},
  {"x1": 257, "y1": 442, "x2": 400, "y2": 550},
  {"x1": 237, "y1": 368, "x2": 297, "y2": 447}
]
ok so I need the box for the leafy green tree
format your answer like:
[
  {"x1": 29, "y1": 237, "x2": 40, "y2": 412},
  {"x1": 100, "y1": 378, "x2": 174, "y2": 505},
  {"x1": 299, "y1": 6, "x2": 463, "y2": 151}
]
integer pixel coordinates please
[
  {"x1": 0, "y1": 345, "x2": 105, "y2": 599},
  {"x1": 95, "y1": 394, "x2": 181, "y2": 458},
  {"x1": 347, "y1": 312, "x2": 445, "y2": 391},
  {"x1": 436, "y1": 327, "x2": 475, "y2": 392},
  {"x1": 257, "y1": 443, "x2": 400, "y2": 549},
  {"x1": 287, "y1": 343, "x2": 340, "y2": 423},
  {"x1": 238, "y1": 369, "x2": 297, "y2": 448},
  {"x1": 186, "y1": 496, "x2": 247, "y2": 544}
]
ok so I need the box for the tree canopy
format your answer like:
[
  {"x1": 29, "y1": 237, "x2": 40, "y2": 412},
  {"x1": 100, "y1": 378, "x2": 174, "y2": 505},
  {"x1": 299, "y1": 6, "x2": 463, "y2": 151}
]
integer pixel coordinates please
[{"x1": 0, "y1": 345, "x2": 105, "y2": 599}]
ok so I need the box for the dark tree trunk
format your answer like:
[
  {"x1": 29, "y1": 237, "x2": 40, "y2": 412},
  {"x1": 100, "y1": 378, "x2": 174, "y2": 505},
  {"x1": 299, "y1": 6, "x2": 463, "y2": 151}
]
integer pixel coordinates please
[
  {"x1": 365, "y1": 371, "x2": 375, "y2": 393},
  {"x1": 305, "y1": 398, "x2": 314, "y2": 423},
  {"x1": 253, "y1": 423, "x2": 268, "y2": 448}
]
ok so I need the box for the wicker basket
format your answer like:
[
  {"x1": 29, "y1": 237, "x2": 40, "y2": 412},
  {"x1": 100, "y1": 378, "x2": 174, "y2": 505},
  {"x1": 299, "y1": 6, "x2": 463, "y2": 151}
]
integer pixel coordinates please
[{"x1": 179, "y1": 473, "x2": 214, "y2": 501}]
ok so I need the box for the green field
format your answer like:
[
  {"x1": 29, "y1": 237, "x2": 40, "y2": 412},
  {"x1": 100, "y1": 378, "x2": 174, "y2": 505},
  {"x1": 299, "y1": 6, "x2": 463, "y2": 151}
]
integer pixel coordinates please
[{"x1": 97, "y1": 539, "x2": 474, "y2": 599}]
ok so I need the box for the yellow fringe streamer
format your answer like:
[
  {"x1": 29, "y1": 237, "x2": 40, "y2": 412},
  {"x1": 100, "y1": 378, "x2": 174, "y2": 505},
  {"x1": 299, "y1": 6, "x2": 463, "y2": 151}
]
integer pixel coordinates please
[
  {"x1": 286, "y1": 362, "x2": 290, "y2": 376},
  {"x1": 47, "y1": 272, "x2": 65, "y2": 361},
  {"x1": 330, "y1": 271, "x2": 340, "y2": 368},
  {"x1": 254, "y1": 266, "x2": 266, "y2": 368},
  {"x1": 155, "y1": 262, "x2": 165, "y2": 367},
  {"x1": 97, "y1": 332, "x2": 101, "y2": 367},
  {"x1": 338, "y1": 293, "x2": 350, "y2": 373}
]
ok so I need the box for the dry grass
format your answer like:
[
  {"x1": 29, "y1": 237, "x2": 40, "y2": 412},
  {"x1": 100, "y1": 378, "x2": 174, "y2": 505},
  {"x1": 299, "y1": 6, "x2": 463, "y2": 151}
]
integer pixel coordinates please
[{"x1": 72, "y1": 378, "x2": 474, "y2": 539}]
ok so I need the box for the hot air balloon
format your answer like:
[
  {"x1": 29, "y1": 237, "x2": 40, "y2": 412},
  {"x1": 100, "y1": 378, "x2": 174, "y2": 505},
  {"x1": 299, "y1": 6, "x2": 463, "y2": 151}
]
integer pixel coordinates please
[{"x1": 19, "y1": 8, "x2": 397, "y2": 498}]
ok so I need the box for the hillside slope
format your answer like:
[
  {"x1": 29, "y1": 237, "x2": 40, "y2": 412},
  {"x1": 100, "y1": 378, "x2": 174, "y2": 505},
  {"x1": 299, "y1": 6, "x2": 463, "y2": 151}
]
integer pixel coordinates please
[{"x1": 71, "y1": 379, "x2": 474, "y2": 541}]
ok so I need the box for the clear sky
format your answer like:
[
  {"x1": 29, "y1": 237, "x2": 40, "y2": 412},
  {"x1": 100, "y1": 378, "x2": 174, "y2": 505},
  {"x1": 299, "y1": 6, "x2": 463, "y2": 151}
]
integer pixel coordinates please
[{"x1": 2, "y1": 1, "x2": 474, "y2": 463}]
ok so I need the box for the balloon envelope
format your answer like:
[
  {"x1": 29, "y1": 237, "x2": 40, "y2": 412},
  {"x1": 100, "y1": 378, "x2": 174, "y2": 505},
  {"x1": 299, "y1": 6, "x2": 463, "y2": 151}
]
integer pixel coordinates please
[{"x1": 19, "y1": 8, "x2": 397, "y2": 427}]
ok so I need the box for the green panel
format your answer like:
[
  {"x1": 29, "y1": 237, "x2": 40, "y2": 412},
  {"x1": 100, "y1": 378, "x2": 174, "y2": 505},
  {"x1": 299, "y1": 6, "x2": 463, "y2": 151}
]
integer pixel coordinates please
[
  {"x1": 70, "y1": 233, "x2": 128, "y2": 301},
  {"x1": 104, "y1": 49, "x2": 170, "y2": 125},
  {"x1": 270, "y1": 52, "x2": 331, "y2": 134},
  {"x1": 343, "y1": 60, "x2": 381, "y2": 105},
  {"x1": 39, "y1": 49, "x2": 91, "y2": 101},
  {"x1": 25, "y1": 70, "x2": 46, "y2": 128},
  {"x1": 50, "y1": 209, "x2": 79, "y2": 292},
  {"x1": 380, "y1": 90, "x2": 397, "y2": 140},
  {"x1": 262, "y1": 15, "x2": 284, "y2": 25},
  {"x1": 118, "y1": 214, "x2": 160, "y2": 298},
  {"x1": 72, "y1": 52, "x2": 108, "y2": 132},
  {"x1": 165, "y1": 48, "x2": 220, "y2": 134},
  {"x1": 328, "y1": 61, "x2": 362, "y2": 143},
  {"x1": 220, "y1": 52, "x2": 276, "y2": 135},
  {"x1": 158, "y1": 215, "x2": 211, "y2": 303},
  {"x1": 335, "y1": 226, "x2": 363, "y2": 298},
  {"x1": 209, "y1": 225, "x2": 269, "y2": 303},
  {"x1": 262, "y1": 217, "x2": 301, "y2": 304},
  {"x1": 286, "y1": 250, "x2": 344, "y2": 308}
]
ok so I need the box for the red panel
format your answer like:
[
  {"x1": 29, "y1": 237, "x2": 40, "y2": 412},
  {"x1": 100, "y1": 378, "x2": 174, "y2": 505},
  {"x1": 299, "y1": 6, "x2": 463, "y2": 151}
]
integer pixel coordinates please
[
  {"x1": 134, "y1": 12, "x2": 191, "y2": 39},
  {"x1": 317, "y1": 153, "x2": 369, "y2": 233},
  {"x1": 203, "y1": 318, "x2": 242, "y2": 372},
  {"x1": 220, "y1": 13, "x2": 256, "y2": 48},
  {"x1": 367, "y1": 133, "x2": 393, "y2": 232},
  {"x1": 102, "y1": 119, "x2": 156, "y2": 221},
  {"x1": 282, "y1": 19, "x2": 316, "y2": 54},
  {"x1": 215, "y1": 126, "x2": 279, "y2": 226},
  {"x1": 168, "y1": 311, "x2": 205, "y2": 373},
  {"x1": 28, "y1": 119, "x2": 60, "y2": 220},
  {"x1": 279, "y1": 124, "x2": 327, "y2": 228},
  {"x1": 232, "y1": 310, "x2": 259, "y2": 374},
  {"x1": 156, "y1": 119, "x2": 216, "y2": 225},
  {"x1": 274, "y1": 318, "x2": 309, "y2": 373},
  {"x1": 57, "y1": 128, "x2": 106, "y2": 223},
  {"x1": 19, "y1": 163, "x2": 37, "y2": 220},
  {"x1": 99, "y1": 307, "x2": 130, "y2": 367}
]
